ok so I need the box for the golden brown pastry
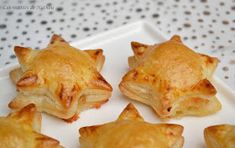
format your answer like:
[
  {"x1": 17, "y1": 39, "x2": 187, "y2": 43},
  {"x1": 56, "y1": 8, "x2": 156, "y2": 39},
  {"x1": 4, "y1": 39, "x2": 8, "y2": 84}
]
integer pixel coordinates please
[
  {"x1": 79, "y1": 103, "x2": 184, "y2": 148},
  {"x1": 0, "y1": 104, "x2": 62, "y2": 148},
  {"x1": 119, "y1": 35, "x2": 221, "y2": 119},
  {"x1": 9, "y1": 34, "x2": 112, "y2": 122},
  {"x1": 204, "y1": 124, "x2": 235, "y2": 148}
]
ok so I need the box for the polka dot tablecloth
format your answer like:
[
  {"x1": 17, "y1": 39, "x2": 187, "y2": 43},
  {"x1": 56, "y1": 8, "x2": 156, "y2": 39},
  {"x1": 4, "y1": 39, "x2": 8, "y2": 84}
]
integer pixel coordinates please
[{"x1": 0, "y1": 0, "x2": 235, "y2": 90}]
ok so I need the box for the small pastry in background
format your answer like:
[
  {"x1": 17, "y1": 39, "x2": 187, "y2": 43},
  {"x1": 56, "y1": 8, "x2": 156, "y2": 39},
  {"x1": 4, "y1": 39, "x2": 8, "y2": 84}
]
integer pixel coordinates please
[
  {"x1": 9, "y1": 34, "x2": 112, "y2": 122},
  {"x1": 79, "y1": 103, "x2": 184, "y2": 148},
  {"x1": 204, "y1": 124, "x2": 235, "y2": 148},
  {"x1": 119, "y1": 35, "x2": 221, "y2": 119},
  {"x1": 0, "y1": 104, "x2": 62, "y2": 148}
]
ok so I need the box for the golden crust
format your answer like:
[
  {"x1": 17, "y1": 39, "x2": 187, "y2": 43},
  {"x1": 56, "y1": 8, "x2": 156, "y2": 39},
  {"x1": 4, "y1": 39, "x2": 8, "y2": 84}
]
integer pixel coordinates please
[
  {"x1": 9, "y1": 34, "x2": 112, "y2": 122},
  {"x1": 119, "y1": 35, "x2": 221, "y2": 119},
  {"x1": 84, "y1": 49, "x2": 105, "y2": 72},
  {"x1": 0, "y1": 104, "x2": 62, "y2": 148},
  {"x1": 79, "y1": 103, "x2": 184, "y2": 148},
  {"x1": 204, "y1": 124, "x2": 235, "y2": 148}
]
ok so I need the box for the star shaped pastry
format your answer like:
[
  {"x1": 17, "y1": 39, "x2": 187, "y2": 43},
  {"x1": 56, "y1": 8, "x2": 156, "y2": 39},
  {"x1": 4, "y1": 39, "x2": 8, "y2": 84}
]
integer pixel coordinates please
[
  {"x1": 204, "y1": 124, "x2": 235, "y2": 148},
  {"x1": 79, "y1": 103, "x2": 184, "y2": 148},
  {"x1": 9, "y1": 34, "x2": 112, "y2": 122},
  {"x1": 119, "y1": 35, "x2": 221, "y2": 119},
  {"x1": 0, "y1": 104, "x2": 62, "y2": 147}
]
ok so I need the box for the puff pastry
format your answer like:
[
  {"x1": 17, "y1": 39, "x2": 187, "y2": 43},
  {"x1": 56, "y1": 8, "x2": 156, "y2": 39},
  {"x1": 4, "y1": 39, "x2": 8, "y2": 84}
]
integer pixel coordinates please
[
  {"x1": 9, "y1": 34, "x2": 112, "y2": 122},
  {"x1": 119, "y1": 35, "x2": 221, "y2": 119},
  {"x1": 0, "y1": 104, "x2": 62, "y2": 148},
  {"x1": 79, "y1": 103, "x2": 184, "y2": 148},
  {"x1": 204, "y1": 124, "x2": 235, "y2": 148}
]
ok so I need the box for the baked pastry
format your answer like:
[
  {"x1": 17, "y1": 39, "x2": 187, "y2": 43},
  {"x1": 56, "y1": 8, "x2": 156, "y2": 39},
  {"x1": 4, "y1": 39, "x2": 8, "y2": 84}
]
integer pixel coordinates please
[
  {"x1": 0, "y1": 104, "x2": 62, "y2": 148},
  {"x1": 119, "y1": 35, "x2": 221, "y2": 119},
  {"x1": 79, "y1": 103, "x2": 184, "y2": 148},
  {"x1": 9, "y1": 34, "x2": 112, "y2": 122},
  {"x1": 204, "y1": 124, "x2": 235, "y2": 148}
]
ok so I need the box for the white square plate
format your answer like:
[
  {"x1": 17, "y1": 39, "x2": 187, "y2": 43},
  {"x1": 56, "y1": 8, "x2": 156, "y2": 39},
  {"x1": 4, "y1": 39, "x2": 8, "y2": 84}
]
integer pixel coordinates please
[{"x1": 0, "y1": 21, "x2": 235, "y2": 148}]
